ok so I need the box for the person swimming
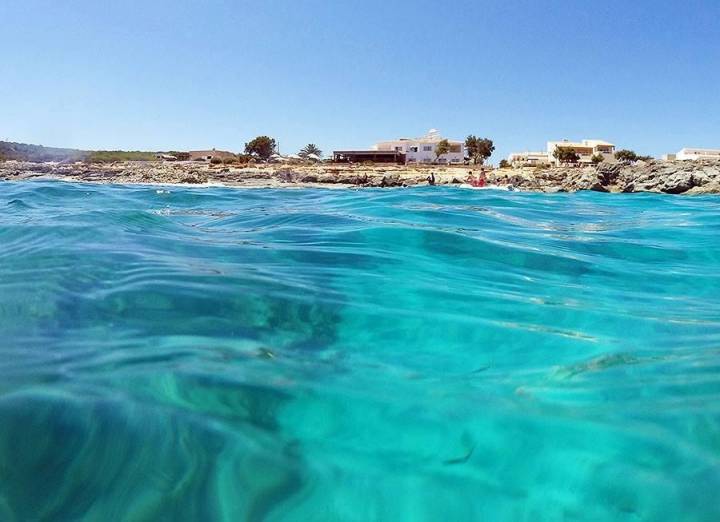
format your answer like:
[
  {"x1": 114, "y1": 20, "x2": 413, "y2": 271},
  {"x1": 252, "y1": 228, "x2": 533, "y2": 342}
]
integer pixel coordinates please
[{"x1": 466, "y1": 172, "x2": 486, "y2": 188}]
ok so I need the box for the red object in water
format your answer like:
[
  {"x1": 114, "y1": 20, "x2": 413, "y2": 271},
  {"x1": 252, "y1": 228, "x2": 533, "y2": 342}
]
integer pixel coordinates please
[{"x1": 466, "y1": 175, "x2": 486, "y2": 188}]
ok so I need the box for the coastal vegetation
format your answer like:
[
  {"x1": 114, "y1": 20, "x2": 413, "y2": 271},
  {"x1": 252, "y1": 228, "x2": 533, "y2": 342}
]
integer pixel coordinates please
[
  {"x1": 245, "y1": 136, "x2": 277, "y2": 161},
  {"x1": 465, "y1": 136, "x2": 495, "y2": 165},
  {"x1": 615, "y1": 149, "x2": 653, "y2": 163},
  {"x1": 498, "y1": 159, "x2": 510, "y2": 168},
  {"x1": 553, "y1": 147, "x2": 580, "y2": 165},
  {"x1": 85, "y1": 151, "x2": 158, "y2": 163},
  {"x1": 299, "y1": 144, "x2": 322, "y2": 159},
  {"x1": 0, "y1": 141, "x2": 86, "y2": 162},
  {"x1": 591, "y1": 154, "x2": 605, "y2": 164},
  {"x1": 435, "y1": 139, "x2": 450, "y2": 161},
  {"x1": 0, "y1": 141, "x2": 167, "y2": 163},
  {"x1": 615, "y1": 149, "x2": 639, "y2": 162}
]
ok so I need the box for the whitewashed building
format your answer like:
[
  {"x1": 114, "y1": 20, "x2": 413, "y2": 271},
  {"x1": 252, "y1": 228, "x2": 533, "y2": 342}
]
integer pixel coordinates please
[
  {"x1": 507, "y1": 151, "x2": 552, "y2": 167},
  {"x1": 507, "y1": 139, "x2": 616, "y2": 167},
  {"x1": 546, "y1": 139, "x2": 616, "y2": 166},
  {"x1": 375, "y1": 129, "x2": 465, "y2": 164},
  {"x1": 669, "y1": 148, "x2": 720, "y2": 161}
]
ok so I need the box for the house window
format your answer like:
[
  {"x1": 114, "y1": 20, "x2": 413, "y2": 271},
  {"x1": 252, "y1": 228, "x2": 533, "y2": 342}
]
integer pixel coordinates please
[{"x1": 423, "y1": 146, "x2": 432, "y2": 152}]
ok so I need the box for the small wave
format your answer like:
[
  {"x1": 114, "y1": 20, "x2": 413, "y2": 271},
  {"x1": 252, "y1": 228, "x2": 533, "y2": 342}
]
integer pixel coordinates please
[{"x1": 1, "y1": 181, "x2": 720, "y2": 520}]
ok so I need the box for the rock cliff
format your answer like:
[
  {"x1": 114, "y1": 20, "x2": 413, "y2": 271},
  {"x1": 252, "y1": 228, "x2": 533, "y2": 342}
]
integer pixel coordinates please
[
  {"x1": 1, "y1": 159, "x2": 719, "y2": 194},
  {"x1": 493, "y1": 160, "x2": 720, "y2": 194}
]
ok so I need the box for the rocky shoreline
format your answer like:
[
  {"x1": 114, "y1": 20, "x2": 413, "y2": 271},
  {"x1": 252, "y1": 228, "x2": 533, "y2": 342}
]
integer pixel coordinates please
[{"x1": 1, "y1": 159, "x2": 719, "y2": 194}]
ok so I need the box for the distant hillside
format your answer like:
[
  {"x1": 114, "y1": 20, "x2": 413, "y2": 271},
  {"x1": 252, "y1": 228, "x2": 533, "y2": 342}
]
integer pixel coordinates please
[
  {"x1": 0, "y1": 141, "x2": 87, "y2": 162},
  {"x1": 0, "y1": 141, "x2": 165, "y2": 163}
]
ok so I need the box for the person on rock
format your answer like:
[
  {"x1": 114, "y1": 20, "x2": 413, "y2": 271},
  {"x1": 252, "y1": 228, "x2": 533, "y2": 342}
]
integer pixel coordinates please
[{"x1": 466, "y1": 172, "x2": 486, "y2": 188}]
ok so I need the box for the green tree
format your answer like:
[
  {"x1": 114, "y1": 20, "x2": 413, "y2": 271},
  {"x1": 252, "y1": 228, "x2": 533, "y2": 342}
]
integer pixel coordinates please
[
  {"x1": 591, "y1": 153, "x2": 605, "y2": 165},
  {"x1": 434, "y1": 139, "x2": 450, "y2": 162},
  {"x1": 553, "y1": 147, "x2": 580, "y2": 164},
  {"x1": 245, "y1": 136, "x2": 277, "y2": 161},
  {"x1": 299, "y1": 144, "x2": 322, "y2": 159},
  {"x1": 465, "y1": 136, "x2": 495, "y2": 165},
  {"x1": 498, "y1": 159, "x2": 510, "y2": 168},
  {"x1": 614, "y1": 149, "x2": 639, "y2": 163}
]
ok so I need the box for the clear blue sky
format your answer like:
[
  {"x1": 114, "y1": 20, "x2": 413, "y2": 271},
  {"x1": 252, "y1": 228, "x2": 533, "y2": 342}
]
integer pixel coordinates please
[{"x1": 1, "y1": 0, "x2": 718, "y2": 162}]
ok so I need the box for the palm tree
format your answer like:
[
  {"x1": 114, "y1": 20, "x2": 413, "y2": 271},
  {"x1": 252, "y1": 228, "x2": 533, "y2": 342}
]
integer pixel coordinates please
[{"x1": 299, "y1": 144, "x2": 322, "y2": 159}]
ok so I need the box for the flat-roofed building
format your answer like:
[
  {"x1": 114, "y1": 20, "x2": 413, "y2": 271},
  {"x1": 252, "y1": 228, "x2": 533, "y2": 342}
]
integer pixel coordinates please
[
  {"x1": 674, "y1": 148, "x2": 720, "y2": 161},
  {"x1": 507, "y1": 139, "x2": 616, "y2": 167},
  {"x1": 375, "y1": 129, "x2": 465, "y2": 164},
  {"x1": 507, "y1": 151, "x2": 552, "y2": 167},
  {"x1": 332, "y1": 150, "x2": 406, "y2": 164},
  {"x1": 546, "y1": 139, "x2": 616, "y2": 166},
  {"x1": 189, "y1": 149, "x2": 236, "y2": 162}
]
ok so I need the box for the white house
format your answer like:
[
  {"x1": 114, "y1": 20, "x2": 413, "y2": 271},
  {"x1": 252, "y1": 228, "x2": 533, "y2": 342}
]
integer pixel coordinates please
[
  {"x1": 507, "y1": 139, "x2": 616, "y2": 167},
  {"x1": 672, "y1": 148, "x2": 720, "y2": 161},
  {"x1": 546, "y1": 139, "x2": 616, "y2": 166},
  {"x1": 507, "y1": 151, "x2": 552, "y2": 167},
  {"x1": 375, "y1": 129, "x2": 465, "y2": 164}
]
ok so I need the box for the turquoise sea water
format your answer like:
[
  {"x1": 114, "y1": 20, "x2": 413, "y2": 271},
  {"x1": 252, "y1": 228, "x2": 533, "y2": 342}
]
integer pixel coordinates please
[{"x1": 1, "y1": 181, "x2": 720, "y2": 521}]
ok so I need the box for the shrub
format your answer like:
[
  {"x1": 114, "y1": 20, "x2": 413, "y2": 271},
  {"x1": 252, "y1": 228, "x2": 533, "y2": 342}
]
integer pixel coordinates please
[
  {"x1": 85, "y1": 150, "x2": 157, "y2": 163},
  {"x1": 553, "y1": 147, "x2": 580, "y2": 164},
  {"x1": 615, "y1": 149, "x2": 638, "y2": 162},
  {"x1": 465, "y1": 136, "x2": 495, "y2": 165},
  {"x1": 244, "y1": 136, "x2": 276, "y2": 161},
  {"x1": 435, "y1": 139, "x2": 450, "y2": 161}
]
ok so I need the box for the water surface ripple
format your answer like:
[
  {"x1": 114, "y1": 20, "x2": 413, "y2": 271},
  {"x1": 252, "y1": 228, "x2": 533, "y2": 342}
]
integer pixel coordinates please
[{"x1": 1, "y1": 181, "x2": 720, "y2": 520}]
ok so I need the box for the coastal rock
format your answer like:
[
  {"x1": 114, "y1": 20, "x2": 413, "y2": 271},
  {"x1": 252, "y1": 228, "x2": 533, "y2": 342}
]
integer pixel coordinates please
[
  {"x1": 597, "y1": 164, "x2": 621, "y2": 186},
  {"x1": 514, "y1": 159, "x2": 720, "y2": 194},
  {"x1": 180, "y1": 172, "x2": 208, "y2": 184},
  {"x1": 316, "y1": 174, "x2": 337, "y2": 184},
  {"x1": 687, "y1": 181, "x2": 720, "y2": 194},
  {"x1": 661, "y1": 172, "x2": 695, "y2": 194},
  {"x1": 1, "y1": 159, "x2": 719, "y2": 194},
  {"x1": 543, "y1": 186, "x2": 566, "y2": 193},
  {"x1": 275, "y1": 169, "x2": 295, "y2": 183}
]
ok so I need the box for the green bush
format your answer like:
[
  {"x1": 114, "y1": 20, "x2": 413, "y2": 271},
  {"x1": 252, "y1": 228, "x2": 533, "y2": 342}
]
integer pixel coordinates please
[
  {"x1": 615, "y1": 150, "x2": 638, "y2": 162},
  {"x1": 85, "y1": 150, "x2": 157, "y2": 163},
  {"x1": 244, "y1": 136, "x2": 276, "y2": 161}
]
